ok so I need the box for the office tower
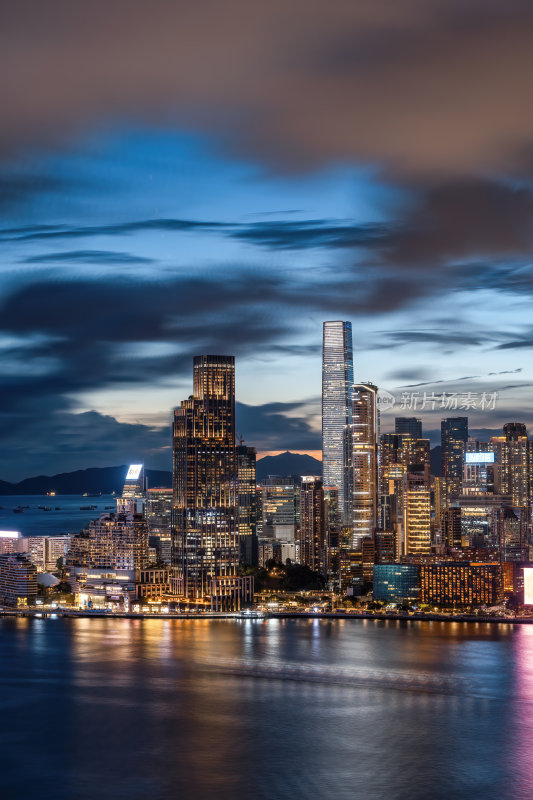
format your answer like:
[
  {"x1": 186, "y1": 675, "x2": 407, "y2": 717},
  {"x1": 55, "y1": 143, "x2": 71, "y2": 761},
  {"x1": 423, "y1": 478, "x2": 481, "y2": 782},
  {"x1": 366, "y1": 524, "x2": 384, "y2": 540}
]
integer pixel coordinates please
[
  {"x1": 373, "y1": 529, "x2": 397, "y2": 564},
  {"x1": 361, "y1": 537, "x2": 375, "y2": 582},
  {"x1": 441, "y1": 507, "x2": 462, "y2": 549},
  {"x1": 238, "y1": 444, "x2": 258, "y2": 565},
  {"x1": 322, "y1": 321, "x2": 354, "y2": 524},
  {"x1": 324, "y1": 486, "x2": 340, "y2": 580},
  {"x1": 441, "y1": 417, "x2": 468, "y2": 504},
  {"x1": 122, "y1": 464, "x2": 146, "y2": 500},
  {"x1": 172, "y1": 356, "x2": 252, "y2": 609},
  {"x1": 492, "y1": 423, "x2": 530, "y2": 508},
  {"x1": 497, "y1": 507, "x2": 529, "y2": 562},
  {"x1": 463, "y1": 439, "x2": 496, "y2": 495},
  {"x1": 458, "y1": 494, "x2": 510, "y2": 549},
  {"x1": 380, "y1": 433, "x2": 430, "y2": 494},
  {"x1": 395, "y1": 417, "x2": 423, "y2": 439},
  {"x1": 351, "y1": 383, "x2": 379, "y2": 548},
  {"x1": 261, "y1": 477, "x2": 297, "y2": 541},
  {"x1": 146, "y1": 487, "x2": 173, "y2": 564},
  {"x1": 403, "y1": 468, "x2": 431, "y2": 554},
  {"x1": 300, "y1": 477, "x2": 325, "y2": 573}
]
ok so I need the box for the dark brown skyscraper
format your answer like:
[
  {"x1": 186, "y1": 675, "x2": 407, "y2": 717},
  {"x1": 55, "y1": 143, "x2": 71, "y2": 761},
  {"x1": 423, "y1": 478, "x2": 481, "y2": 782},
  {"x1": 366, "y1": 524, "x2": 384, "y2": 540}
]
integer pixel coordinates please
[{"x1": 172, "y1": 356, "x2": 240, "y2": 603}]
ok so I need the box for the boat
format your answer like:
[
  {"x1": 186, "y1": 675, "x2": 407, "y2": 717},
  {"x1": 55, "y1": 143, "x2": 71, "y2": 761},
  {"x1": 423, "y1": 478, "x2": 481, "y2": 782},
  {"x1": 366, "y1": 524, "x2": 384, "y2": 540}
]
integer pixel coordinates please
[
  {"x1": 13, "y1": 506, "x2": 24, "y2": 513},
  {"x1": 46, "y1": 490, "x2": 56, "y2": 497}
]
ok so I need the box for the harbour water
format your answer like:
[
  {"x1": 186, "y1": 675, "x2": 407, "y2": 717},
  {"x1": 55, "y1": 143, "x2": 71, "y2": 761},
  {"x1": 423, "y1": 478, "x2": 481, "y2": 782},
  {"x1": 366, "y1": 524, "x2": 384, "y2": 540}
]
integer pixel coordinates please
[
  {"x1": 0, "y1": 495, "x2": 113, "y2": 537},
  {"x1": 0, "y1": 616, "x2": 532, "y2": 800}
]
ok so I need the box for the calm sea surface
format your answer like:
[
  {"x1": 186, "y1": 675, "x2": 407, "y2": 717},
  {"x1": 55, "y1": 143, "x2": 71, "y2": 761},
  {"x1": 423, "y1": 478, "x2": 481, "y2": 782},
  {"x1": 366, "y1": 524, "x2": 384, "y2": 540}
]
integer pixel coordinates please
[
  {"x1": 0, "y1": 495, "x2": 113, "y2": 537},
  {"x1": 0, "y1": 617, "x2": 532, "y2": 800}
]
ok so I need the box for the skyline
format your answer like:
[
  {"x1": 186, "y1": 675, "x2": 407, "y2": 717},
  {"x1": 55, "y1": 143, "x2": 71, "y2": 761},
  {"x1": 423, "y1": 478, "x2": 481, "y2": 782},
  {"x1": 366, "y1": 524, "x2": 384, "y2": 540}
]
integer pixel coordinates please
[{"x1": 2, "y1": 1, "x2": 533, "y2": 480}]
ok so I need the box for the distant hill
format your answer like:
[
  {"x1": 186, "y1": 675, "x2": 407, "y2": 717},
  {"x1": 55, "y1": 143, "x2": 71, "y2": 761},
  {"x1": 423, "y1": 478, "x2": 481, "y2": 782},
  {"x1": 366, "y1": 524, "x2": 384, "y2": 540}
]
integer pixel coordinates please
[
  {"x1": 0, "y1": 466, "x2": 172, "y2": 495},
  {"x1": 0, "y1": 453, "x2": 321, "y2": 494},
  {"x1": 256, "y1": 451, "x2": 322, "y2": 482}
]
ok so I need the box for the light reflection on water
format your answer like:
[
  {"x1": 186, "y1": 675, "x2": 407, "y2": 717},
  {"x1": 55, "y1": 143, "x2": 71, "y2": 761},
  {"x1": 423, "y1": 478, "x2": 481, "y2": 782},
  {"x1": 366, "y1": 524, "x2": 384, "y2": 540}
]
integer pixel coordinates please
[{"x1": 0, "y1": 617, "x2": 531, "y2": 800}]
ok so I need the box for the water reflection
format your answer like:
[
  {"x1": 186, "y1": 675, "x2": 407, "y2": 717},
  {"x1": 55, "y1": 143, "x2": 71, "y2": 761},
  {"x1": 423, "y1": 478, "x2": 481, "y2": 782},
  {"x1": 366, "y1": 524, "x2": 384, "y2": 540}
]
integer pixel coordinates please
[{"x1": 0, "y1": 617, "x2": 531, "y2": 800}]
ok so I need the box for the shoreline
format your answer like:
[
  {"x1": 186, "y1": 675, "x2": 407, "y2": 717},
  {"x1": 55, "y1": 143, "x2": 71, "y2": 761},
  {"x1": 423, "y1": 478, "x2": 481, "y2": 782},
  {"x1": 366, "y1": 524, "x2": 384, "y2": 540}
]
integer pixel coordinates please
[{"x1": 1, "y1": 608, "x2": 532, "y2": 624}]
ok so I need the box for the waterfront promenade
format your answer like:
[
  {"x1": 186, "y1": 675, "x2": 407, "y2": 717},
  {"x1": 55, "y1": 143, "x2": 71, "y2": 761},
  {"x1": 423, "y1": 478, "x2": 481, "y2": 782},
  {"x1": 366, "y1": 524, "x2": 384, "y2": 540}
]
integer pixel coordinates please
[{"x1": 2, "y1": 607, "x2": 533, "y2": 624}]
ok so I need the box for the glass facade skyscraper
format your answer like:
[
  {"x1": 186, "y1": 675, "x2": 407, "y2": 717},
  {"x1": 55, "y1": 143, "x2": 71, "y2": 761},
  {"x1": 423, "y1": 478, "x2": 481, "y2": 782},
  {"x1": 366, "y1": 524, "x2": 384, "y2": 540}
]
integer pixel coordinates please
[
  {"x1": 351, "y1": 382, "x2": 379, "y2": 548},
  {"x1": 441, "y1": 417, "x2": 469, "y2": 504},
  {"x1": 322, "y1": 321, "x2": 354, "y2": 524}
]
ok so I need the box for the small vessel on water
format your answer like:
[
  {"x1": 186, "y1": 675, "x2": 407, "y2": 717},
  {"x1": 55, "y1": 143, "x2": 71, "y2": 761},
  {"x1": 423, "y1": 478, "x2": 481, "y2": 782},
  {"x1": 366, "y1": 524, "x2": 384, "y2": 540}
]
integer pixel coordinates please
[{"x1": 13, "y1": 506, "x2": 24, "y2": 513}]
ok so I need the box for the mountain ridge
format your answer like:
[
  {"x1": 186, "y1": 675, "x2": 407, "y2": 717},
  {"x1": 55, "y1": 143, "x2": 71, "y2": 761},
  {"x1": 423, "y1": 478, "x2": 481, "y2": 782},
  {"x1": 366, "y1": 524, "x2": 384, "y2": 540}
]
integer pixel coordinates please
[{"x1": 0, "y1": 451, "x2": 323, "y2": 494}]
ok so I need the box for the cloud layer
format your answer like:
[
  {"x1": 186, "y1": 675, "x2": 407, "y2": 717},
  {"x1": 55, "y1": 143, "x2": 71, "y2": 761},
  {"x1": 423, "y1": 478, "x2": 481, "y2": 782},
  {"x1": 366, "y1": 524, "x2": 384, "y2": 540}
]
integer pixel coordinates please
[{"x1": 3, "y1": 1, "x2": 533, "y2": 179}]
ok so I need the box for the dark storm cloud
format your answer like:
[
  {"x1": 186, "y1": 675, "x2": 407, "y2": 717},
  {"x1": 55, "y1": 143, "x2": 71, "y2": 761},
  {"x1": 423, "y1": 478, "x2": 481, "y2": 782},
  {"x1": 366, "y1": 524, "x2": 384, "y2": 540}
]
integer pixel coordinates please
[
  {"x1": 0, "y1": 272, "x2": 293, "y2": 454},
  {"x1": 378, "y1": 330, "x2": 490, "y2": 349},
  {"x1": 0, "y1": 409, "x2": 171, "y2": 482},
  {"x1": 0, "y1": 274, "x2": 281, "y2": 342},
  {"x1": 3, "y1": 0, "x2": 533, "y2": 179},
  {"x1": 0, "y1": 218, "x2": 224, "y2": 242},
  {"x1": 379, "y1": 181, "x2": 533, "y2": 268},
  {"x1": 0, "y1": 172, "x2": 70, "y2": 212},
  {"x1": 232, "y1": 220, "x2": 388, "y2": 250},
  {"x1": 4, "y1": 217, "x2": 388, "y2": 253},
  {"x1": 496, "y1": 337, "x2": 533, "y2": 350},
  {"x1": 23, "y1": 250, "x2": 155, "y2": 265},
  {"x1": 236, "y1": 402, "x2": 320, "y2": 452}
]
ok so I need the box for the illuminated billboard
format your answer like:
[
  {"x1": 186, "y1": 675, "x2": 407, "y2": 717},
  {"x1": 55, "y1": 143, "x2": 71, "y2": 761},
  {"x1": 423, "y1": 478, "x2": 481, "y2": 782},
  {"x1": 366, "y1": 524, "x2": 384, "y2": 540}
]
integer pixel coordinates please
[
  {"x1": 0, "y1": 531, "x2": 20, "y2": 538},
  {"x1": 125, "y1": 464, "x2": 143, "y2": 481},
  {"x1": 465, "y1": 452, "x2": 495, "y2": 464},
  {"x1": 524, "y1": 568, "x2": 533, "y2": 606}
]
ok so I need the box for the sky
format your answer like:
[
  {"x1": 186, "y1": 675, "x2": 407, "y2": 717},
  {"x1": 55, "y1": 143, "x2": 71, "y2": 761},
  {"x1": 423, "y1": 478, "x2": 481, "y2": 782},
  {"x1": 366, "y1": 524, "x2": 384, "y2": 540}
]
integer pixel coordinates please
[{"x1": 1, "y1": 0, "x2": 533, "y2": 480}]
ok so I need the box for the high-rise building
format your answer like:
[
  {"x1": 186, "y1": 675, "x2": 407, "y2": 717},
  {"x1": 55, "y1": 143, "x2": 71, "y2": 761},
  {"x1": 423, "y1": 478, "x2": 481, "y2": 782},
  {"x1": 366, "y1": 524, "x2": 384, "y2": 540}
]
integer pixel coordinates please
[
  {"x1": 462, "y1": 440, "x2": 496, "y2": 495},
  {"x1": 78, "y1": 512, "x2": 149, "y2": 573},
  {"x1": 441, "y1": 507, "x2": 462, "y2": 549},
  {"x1": 0, "y1": 553, "x2": 37, "y2": 607},
  {"x1": 0, "y1": 531, "x2": 21, "y2": 555},
  {"x1": 324, "y1": 486, "x2": 340, "y2": 580},
  {"x1": 300, "y1": 477, "x2": 325, "y2": 573},
  {"x1": 441, "y1": 418, "x2": 469, "y2": 504},
  {"x1": 121, "y1": 464, "x2": 145, "y2": 500},
  {"x1": 322, "y1": 321, "x2": 354, "y2": 524},
  {"x1": 351, "y1": 383, "x2": 379, "y2": 548},
  {"x1": 238, "y1": 444, "x2": 258, "y2": 565},
  {"x1": 395, "y1": 417, "x2": 423, "y2": 439},
  {"x1": 172, "y1": 356, "x2": 252, "y2": 609},
  {"x1": 403, "y1": 467, "x2": 431, "y2": 554},
  {"x1": 261, "y1": 477, "x2": 297, "y2": 541},
  {"x1": 492, "y1": 424, "x2": 530, "y2": 508},
  {"x1": 146, "y1": 487, "x2": 173, "y2": 564}
]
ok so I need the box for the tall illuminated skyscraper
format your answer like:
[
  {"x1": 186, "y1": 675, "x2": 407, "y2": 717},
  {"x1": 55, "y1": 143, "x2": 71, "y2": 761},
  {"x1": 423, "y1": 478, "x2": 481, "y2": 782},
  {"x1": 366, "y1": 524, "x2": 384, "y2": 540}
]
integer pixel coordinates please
[
  {"x1": 492, "y1": 423, "x2": 530, "y2": 508},
  {"x1": 351, "y1": 383, "x2": 379, "y2": 548},
  {"x1": 172, "y1": 356, "x2": 244, "y2": 606},
  {"x1": 322, "y1": 321, "x2": 354, "y2": 524},
  {"x1": 441, "y1": 417, "x2": 468, "y2": 505},
  {"x1": 300, "y1": 477, "x2": 326, "y2": 574},
  {"x1": 237, "y1": 444, "x2": 258, "y2": 565}
]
